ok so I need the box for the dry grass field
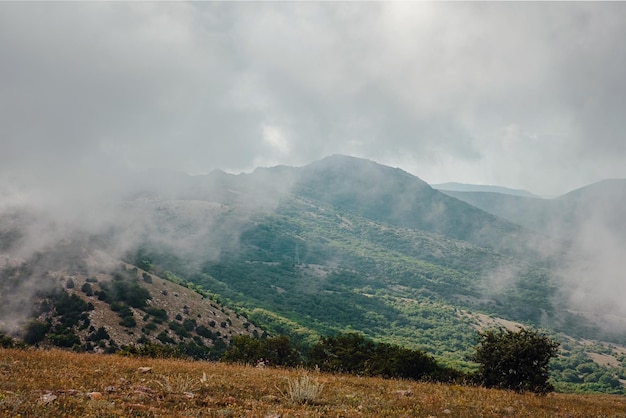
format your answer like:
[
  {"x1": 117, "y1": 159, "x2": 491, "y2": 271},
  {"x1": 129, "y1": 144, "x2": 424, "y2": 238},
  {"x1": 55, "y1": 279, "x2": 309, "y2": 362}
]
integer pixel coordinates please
[{"x1": 1, "y1": 348, "x2": 625, "y2": 417}]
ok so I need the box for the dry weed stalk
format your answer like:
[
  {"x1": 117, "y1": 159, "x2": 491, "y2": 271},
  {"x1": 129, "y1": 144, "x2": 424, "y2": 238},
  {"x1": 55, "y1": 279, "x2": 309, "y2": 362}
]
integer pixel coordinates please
[
  {"x1": 151, "y1": 373, "x2": 200, "y2": 394},
  {"x1": 283, "y1": 374, "x2": 324, "y2": 404}
]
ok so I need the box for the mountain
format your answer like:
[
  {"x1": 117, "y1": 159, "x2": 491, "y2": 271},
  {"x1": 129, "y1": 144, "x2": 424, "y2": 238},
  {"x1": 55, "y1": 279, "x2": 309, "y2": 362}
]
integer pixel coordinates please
[
  {"x1": 2, "y1": 155, "x2": 625, "y2": 393},
  {"x1": 122, "y1": 157, "x2": 572, "y2": 347},
  {"x1": 437, "y1": 190, "x2": 554, "y2": 232},
  {"x1": 432, "y1": 182, "x2": 539, "y2": 198},
  {"x1": 438, "y1": 179, "x2": 626, "y2": 241},
  {"x1": 294, "y1": 155, "x2": 554, "y2": 262}
]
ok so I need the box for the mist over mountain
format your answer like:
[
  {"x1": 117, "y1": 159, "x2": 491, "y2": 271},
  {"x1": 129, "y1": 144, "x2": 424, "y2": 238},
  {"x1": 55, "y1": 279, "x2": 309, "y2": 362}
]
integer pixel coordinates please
[
  {"x1": 2, "y1": 154, "x2": 626, "y2": 392},
  {"x1": 432, "y1": 182, "x2": 539, "y2": 198},
  {"x1": 439, "y1": 178, "x2": 626, "y2": 336}
]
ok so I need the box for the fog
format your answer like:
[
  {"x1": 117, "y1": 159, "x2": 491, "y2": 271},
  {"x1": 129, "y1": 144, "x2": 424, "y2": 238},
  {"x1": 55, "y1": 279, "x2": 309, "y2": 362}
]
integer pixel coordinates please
[{"x1": 1, "y1": 2, "x2": 626, "y2": 338}]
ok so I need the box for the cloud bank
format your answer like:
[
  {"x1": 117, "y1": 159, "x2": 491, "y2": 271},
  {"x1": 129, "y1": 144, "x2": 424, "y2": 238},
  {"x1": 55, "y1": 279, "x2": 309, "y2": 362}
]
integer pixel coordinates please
[
  {"x1": 2, "y1": 2, "x2": 626, "y2": 336},
  {"x1": 1, "y1": 2, "x2": 626, "y2": 196}
]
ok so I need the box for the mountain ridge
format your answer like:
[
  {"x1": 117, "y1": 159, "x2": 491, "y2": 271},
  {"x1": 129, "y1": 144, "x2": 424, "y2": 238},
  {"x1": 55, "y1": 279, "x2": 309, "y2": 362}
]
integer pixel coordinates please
[
  {"x1": 2, "y1": 154, "x2": 626, "y2": 393},
  {"x1": 432, "y1": 182, "x2": 540, "y2": 198}
]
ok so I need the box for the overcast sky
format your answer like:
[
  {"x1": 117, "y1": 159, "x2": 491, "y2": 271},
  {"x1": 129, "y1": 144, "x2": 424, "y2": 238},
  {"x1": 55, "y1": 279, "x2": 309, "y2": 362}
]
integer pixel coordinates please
[{"x1": 2, "y1": 2, "x2": 626, "y2": 197}]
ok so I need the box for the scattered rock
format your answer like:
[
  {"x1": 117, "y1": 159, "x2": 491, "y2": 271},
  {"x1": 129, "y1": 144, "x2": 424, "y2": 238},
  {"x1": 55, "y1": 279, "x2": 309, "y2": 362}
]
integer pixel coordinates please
[
  {"x1": 40, "y1": 393, "x2": 57, "y2": 404},
  {"x1": 87, "y1": 392, "x2": 103, "y2": 400},
  {"x1": 182, "y1": 391, "x2": 195, "y2": 399},
  {"x1": 104, "y1": 385, "x2": 117, "y2": 393},
  {"x1": 443, "y1": 409, "x2": 452, "y2": 414},
  {"x1": 134, "y1": 385, "x2": 156, "y2": 394},
  {"x1": 138, "y1": 367, "x2": 153, "y2": 373},
  {"x1": 265, "y1": 413, "x2": 281, "y2": 418},
  {"x1": 394, "y1": 389, "x2": 414, "y2": 397}
]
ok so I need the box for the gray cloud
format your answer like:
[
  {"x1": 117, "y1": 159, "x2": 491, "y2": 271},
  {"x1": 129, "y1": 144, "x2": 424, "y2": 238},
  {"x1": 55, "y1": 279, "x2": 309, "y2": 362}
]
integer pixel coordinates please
[
  {"x1": 3, "y1": 1, "x2": 626, "y2": 338},
  {"x1": 1, "y1": 2, "x2": 626, "y2": 196}
]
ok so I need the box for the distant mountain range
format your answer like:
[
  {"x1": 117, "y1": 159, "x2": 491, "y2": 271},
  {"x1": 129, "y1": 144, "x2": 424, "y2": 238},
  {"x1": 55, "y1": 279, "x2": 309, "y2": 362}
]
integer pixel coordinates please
[
  {"x1": 432, "y1": 182, "x2": 540, "y2": 198},
  {"x1": 436, "y1": 178, "x2": 626, "y2": 240}
]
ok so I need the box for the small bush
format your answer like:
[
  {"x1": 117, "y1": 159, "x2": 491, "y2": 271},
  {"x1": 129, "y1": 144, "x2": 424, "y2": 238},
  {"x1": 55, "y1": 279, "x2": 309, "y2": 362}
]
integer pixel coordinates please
[
  {"x1": 81, "y1": 282, "x2": 93, "y2": 296},
  {"x1": 120, "y1": 342, "x2": 182, "y2": 359},
  {"x1": 119, "y1": 316, "x2": 137, "y2": 328}
]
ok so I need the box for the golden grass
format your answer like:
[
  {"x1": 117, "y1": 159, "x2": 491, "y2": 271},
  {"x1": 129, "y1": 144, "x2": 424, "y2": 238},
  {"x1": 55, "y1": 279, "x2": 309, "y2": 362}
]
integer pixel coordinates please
[{"x1": 1, "y1": 348, "x2": 625, "y2": 417}]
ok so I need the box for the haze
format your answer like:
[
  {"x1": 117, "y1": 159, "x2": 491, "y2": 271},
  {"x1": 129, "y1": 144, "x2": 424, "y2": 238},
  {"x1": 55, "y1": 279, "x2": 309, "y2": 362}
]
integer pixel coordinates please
[
  {"x1": 2, "y1": 2, "x2": 626, "y2": 198},
  {"x1": 2, "y1": 2, "x2": 626, "y2": 336}
]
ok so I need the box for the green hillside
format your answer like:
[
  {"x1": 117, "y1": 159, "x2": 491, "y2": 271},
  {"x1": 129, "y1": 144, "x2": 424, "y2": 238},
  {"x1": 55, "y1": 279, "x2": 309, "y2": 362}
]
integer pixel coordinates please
[
  {"x1": 3, "y1": 155, "x2": 626, "y2": 393},
  {"x1": 126, "y1": 159, "x2": 591, "y2": 357}
]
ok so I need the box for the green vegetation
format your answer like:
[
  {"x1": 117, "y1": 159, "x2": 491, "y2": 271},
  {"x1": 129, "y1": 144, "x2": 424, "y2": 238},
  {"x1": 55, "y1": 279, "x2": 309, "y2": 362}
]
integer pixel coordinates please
[
  {"x1": 131, "y1": 191, "x2": 620, "y2": 393},
  {"x1": 100, "y1": 270, "x2": 151, "y2": 309},
  {"x1": 23, "y1": 320, "x2": 51, "y2": 345},
  {"x1": 223, "y1": 335, "x2": 301, "y2": 367},
  {"x1": 309, "y1": 332, "x2": 460, "y2": 382},
  {"x1": 470, "y1": 328, "x2": 559, "y2": 394}
]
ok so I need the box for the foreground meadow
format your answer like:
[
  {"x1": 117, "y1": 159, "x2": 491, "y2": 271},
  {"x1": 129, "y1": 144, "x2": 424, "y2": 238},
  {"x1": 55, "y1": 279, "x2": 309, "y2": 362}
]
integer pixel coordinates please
[{"x1": 0, "y1": 349, "x2": 625, "y2": 417}]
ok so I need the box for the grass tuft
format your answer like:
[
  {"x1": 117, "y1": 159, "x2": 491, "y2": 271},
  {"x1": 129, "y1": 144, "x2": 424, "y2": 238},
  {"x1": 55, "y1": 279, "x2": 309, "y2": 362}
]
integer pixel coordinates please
[
  {"x1": 284, "y1": 374, "x2": 324, "y2": 404},
  {"x1": 151, "y1": 373, "x2": 200, "y2": 394},
  {"x1": 1, "y1": 348, "x2": 625, "y2": 417}
]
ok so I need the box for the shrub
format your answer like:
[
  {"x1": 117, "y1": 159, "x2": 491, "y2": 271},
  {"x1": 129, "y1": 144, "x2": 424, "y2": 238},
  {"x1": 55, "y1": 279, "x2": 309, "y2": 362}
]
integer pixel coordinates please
[
  {"x1": 144, "y1": 307, "x2": 168, "y2": 321},
  {"x1": 23, "y1": 320, "x2": 51, "y2": 345},
  {"x1": 310, "y1": 333, "x2": 375, "y2": 374},
  {"x1": 196, "y1": 325, "x2": 213, "y2": 339},
  {"x1": 48, "y1": 328, "x2": 81, "y2": 348},
  {"x1": 183, "y1": 318, "x2": 197, "y2": 331},
  {"x1": 120, "y1": 342, "x2": 182, "y2": 359},
  {"x1": 470, "y1": 327, "x2": 559, "y2": 393},
  {"x1": 157, "y1": 331, "x2": 176, "y2": 345},
  {"x1": 87, "y1": 326, "x2": 110, "y2": 342},
  {"x1": 81, "y1": 282, "x2": 93, "y2": 296},
  {"x1": 119, "y1": 316, "x2": 137, "y2": 328},
  {"x1": 144, "y1": 322, "x2": 158, "y2": 332},
  {"x1": 169, "y1": 321, "x2": 191, "y2": 338},
  {"x1": 309, "y1": 332, "x2": 453, "y2": 382},
  {"x1": 0, "y1": 333, "x2": 23, "y2": 348}
]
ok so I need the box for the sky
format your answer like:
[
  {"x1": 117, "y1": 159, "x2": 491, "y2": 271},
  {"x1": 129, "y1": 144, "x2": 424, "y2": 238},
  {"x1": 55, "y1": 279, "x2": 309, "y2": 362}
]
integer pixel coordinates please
[{"x1": 2, "y1": 2, "x2": 626, "y2": 197}]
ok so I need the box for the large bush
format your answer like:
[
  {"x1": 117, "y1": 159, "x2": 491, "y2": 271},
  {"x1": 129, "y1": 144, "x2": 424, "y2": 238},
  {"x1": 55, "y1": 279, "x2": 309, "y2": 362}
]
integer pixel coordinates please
[
  {"x1": 309, "y1": 332, "x2": 456, "y2": 382},
  {"x1": 223, "y1": 335, "x2": 301, "y2": 367},
  {"x1": 470, "y1": 327, "x2": 559, "y2": 393}
]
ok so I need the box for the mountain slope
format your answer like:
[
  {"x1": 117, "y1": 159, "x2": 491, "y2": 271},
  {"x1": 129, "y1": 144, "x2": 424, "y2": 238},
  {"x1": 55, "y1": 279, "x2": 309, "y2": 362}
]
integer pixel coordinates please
[
  {"x1": 2, "y1": 155, "x2": 625, "y2": 393},
  {"x1": 0, "y1": 245, "x2": 260, "y2": 356},
  {"x1": 293, "y1": 155, "x2": 546, "y2": 260}
]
